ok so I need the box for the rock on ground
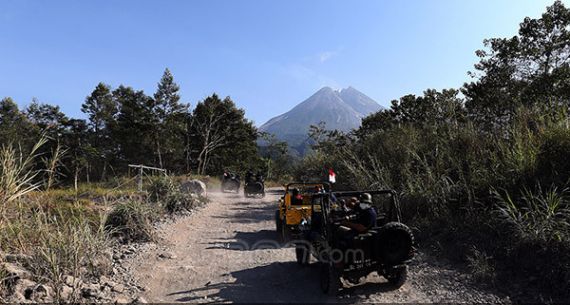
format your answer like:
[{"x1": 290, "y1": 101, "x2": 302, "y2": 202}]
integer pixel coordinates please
[{"x1": 180, "y1": 179, "x2": 207, "y2": 196}]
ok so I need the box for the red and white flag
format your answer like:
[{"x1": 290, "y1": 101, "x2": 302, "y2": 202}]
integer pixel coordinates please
[{"x1": 328, "y1": 168, "x2": 336, "y2": 184}]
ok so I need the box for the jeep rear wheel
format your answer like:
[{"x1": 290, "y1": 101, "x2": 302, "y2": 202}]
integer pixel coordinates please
[
  {"x1": 295, "y1": 244, "x2": 310, "y2": 265},
  {"x1": 275, "y1": 210, "x2": 283, "y2": 242}
]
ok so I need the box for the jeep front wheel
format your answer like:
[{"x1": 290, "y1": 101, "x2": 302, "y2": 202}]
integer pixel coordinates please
[
  {"x1": 320, "y1": 263, "x2": 341, "y2": 295},
  {"x1": 384, "y1": 266, "x2": 407, "y2": 288}
]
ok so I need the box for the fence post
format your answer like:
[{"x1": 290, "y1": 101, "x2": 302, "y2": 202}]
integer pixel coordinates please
[{"x1": 138, "y1": 166, "x2": 143, "y2": 192}]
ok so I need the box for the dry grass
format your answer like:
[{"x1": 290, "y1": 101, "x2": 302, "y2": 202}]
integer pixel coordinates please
[
  {"x1": 0, "y1": 137, "x2": 47, "y2": 217},
  {"x1": 0, "y1": 138, "x2": 113, "y2": 302},
  {"x1": 0, "y1": 195, "x2": 112, "y2": 302}
]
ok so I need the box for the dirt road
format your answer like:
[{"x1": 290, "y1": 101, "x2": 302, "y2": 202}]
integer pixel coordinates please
[{"x1": 125, "y1": 190, "x2": 510, "y2": 303}]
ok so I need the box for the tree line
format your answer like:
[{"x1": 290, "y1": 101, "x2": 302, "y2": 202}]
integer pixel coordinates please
[{"x1": 0, "y1": 69, "x2": 264, "y2": 185}]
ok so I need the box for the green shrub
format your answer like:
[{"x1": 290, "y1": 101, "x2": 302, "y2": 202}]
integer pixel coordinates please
[
  {"x1": 105, "y1": 200, "x2": 158, "y2": 243},
  {"x1": 164, "y1": 192, "x2": 195, "y2": 214},
  {"x1": 147, "y1": 176, "x2": 175, "y2": 203},
  {"x1": 147, "y1": 175, "x2": 208, "y2": 214}
]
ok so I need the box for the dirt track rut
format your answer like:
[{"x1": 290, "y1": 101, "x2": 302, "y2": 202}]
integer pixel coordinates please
[{"x1": 124, "y1": 190, "x2": 510, "y2": 303}]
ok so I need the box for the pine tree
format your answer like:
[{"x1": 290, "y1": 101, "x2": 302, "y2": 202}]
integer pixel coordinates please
[
  {"x1": 0, "y1": 97, "x2": 33, "y2": 146},
  {"x1": 112, "y1": 85, "x2": 155, "y2": 167},
  {"x1": 154, "y1": 68, "x2": 182, "y2": 116},
  {"x1": 81, "y1": 83, "x2": 117, "y2": 180},
  {"x1": 152, "y1": 68, "x2": 188, "y2": 169},
  {"x1": 25, "y1": 98, "x2": 69, "y2": 138},
  {"x1": 82, "y1": 83, "x2": 116, "y2": 136}
]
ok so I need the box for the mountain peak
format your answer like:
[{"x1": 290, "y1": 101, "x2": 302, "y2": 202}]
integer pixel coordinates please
[
  {"x1": 340, "y1": 86, "x2": 357, "y2": 93},
  {"x1": 313, "y1": 86, "x2": 337, "y2": 97},
  {"x1": 318, "y1": 86, "x2": 335, "y2": 92},
  {"x1": 259, "y1": 86, "x2": 383, "y2": 153}
]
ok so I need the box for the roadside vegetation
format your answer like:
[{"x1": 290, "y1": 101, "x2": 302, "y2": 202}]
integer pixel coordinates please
[
  {"x1": 294, "y1": 1, "x2": 570, "y2": 300},
  {"x1": 2, "y1": 0, "x2": 570, "y2": 303},
  {"x1": 0, "y1": 138, "x2": 208, "y2": 302}
]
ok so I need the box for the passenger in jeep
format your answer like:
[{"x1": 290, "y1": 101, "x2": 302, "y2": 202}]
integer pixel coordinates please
[
  {"x1": 341, "y1": 194, "x2": 377, "y2": 234},
  {"x1": 291, "y1": 188, "x2": 303, "y2": 205}
]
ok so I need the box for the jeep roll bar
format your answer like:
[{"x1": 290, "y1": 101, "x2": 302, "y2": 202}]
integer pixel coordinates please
[
  {"x1": 331, "y1": 189, "x2": 397, "y2": 197},
  {"x1": 284, "y1": 182, "x2": 332, "y2": 191},
  {"x1": 308, "y1": 189, "x2": 402, "y2": 226}
]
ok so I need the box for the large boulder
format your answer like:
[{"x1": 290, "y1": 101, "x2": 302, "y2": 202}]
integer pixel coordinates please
[{"x1": 180, "y1": 179, "x2": 207, "y2": 196}]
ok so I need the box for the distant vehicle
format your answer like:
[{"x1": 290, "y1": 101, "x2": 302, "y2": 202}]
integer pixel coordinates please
[
  {"x1": 275, "y1": 182, "x2": 328, "y2": 242},
  {"x1": 221, "y1": 171, "x2": 240, "y2": 193},
  {"x1": 294, "y1": 189, "x2": 415, "y2": 295},
  {"x1": 244, "y1": 172, "x2": 265, "y2": 198}
]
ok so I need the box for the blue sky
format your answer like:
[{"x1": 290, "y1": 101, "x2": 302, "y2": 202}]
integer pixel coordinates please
[{"x1": 0, "y1": 0, "x2": 561, "y2": 126}]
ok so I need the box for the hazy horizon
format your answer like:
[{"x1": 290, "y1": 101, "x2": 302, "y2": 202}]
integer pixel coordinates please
[{"x1": 0, "y1": 0, "x2": 561, "y2": 126}]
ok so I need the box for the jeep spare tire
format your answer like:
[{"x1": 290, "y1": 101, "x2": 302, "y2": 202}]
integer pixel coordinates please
[{"x1": 376, "y1": 222, "x2": 414, "y2": 265}]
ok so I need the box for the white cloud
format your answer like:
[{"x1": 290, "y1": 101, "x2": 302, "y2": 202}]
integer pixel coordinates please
[
  {"x1": 318, "y1": 51, "x2": 337, "y2": 63},
  {"x1": 317, "y1": 47, "x2": 343, "y2": 63}
]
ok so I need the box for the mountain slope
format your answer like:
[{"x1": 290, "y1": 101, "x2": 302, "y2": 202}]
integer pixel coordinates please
[
  {"x1": 339, "y1": 86, "x2": 383, "y2": 115},
  {"x1": 260, "y1": 87, "x2": 364, "y2": 136},
  {"x1": 259, "y1": 86, "x2": 382, "y2": 149}
]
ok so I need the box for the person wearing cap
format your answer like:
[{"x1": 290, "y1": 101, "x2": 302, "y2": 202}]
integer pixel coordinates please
[{"x1": 341, "y1": 194, "x2": 377, "y2": 233}]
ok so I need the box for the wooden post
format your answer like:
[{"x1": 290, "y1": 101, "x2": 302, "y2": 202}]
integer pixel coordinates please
[{"x1": 138, "y1": 166, "x2": 143, "y2": 192}]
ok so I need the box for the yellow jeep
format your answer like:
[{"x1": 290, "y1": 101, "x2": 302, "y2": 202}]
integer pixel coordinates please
[{"x1": 275, "y1": 182, "x2": 327, "y2": 242}]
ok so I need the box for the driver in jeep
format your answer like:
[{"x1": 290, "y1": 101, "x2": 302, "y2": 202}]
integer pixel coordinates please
[
  {"x1": 336, "y1": 194, "x2": 377, "y2": 248},
  {"x1": 341, "y1": 194, "x2": 377, "y2": 233}
]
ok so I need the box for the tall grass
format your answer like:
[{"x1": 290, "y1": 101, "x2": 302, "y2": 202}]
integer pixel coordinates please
[
  {"x1": 43, "y1": 142, "x2": 67, "y2": 191},
  {"x1": 495, "y1": 186, "x2": 570, "y2": 243},
  {"x1": 0, "y1": 138, "x2": 112, "y2": 302},
  {"x1": 0, "y1": 195, "x2": 112, "y2": 302},
  {"x1": 0, "y1": 138, "x2": 47, "y2": 216}
]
